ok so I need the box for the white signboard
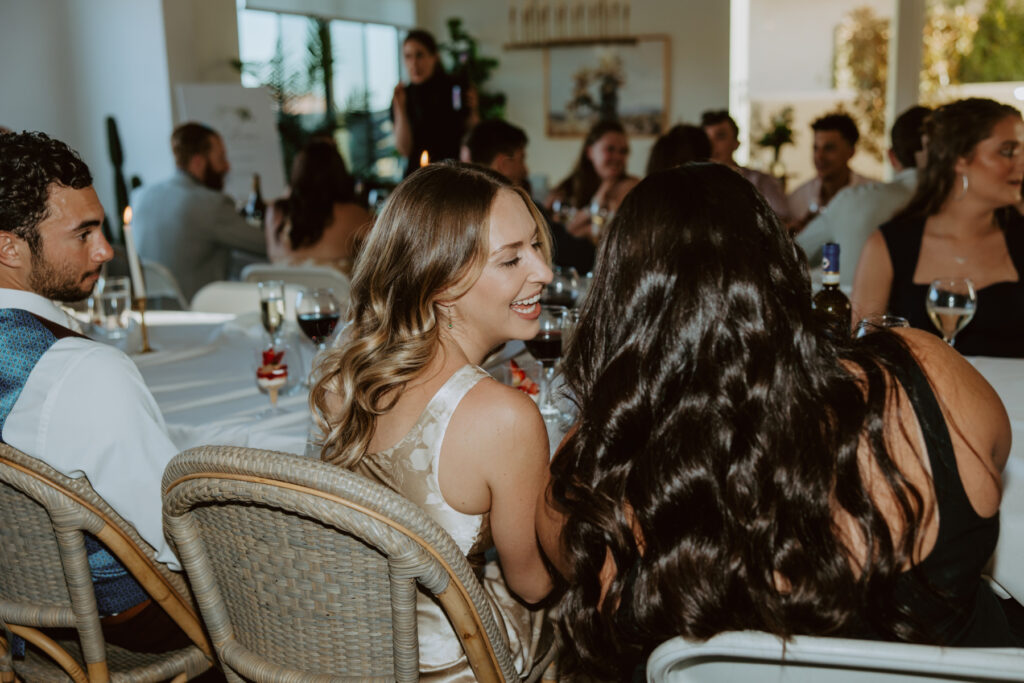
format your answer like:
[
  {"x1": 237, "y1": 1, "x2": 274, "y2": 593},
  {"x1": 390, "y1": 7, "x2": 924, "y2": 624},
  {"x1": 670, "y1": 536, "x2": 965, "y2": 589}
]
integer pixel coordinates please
[{"x1": 176, "y1": 84, "x2": 286, "y2": 206}]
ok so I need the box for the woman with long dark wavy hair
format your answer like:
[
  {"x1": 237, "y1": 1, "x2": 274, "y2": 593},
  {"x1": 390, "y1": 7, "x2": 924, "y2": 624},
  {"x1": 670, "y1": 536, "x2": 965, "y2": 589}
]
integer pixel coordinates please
[
  {"x1": 536, "y1": 163, "x2": 1019, "y2": 679},
  {"x1": 852, "y1": 98, "x2": 1024, "y2": 356},
  {"x1": 265, "y1": 141, "x2": 373, "y2": 274}
]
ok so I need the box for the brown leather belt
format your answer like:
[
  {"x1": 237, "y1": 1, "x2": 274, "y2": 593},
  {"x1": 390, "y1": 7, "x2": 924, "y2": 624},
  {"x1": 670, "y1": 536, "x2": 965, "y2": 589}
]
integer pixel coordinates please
[{"x1": 99, "y1": 599, "x2": 153, "y2": 626}]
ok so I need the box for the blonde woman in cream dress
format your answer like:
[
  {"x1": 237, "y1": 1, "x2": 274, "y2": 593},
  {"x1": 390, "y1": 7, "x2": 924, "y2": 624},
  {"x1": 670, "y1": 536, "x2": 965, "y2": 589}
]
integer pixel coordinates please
[{"x1": 311, "y1": 162, "x2": 555, "y2": 681}]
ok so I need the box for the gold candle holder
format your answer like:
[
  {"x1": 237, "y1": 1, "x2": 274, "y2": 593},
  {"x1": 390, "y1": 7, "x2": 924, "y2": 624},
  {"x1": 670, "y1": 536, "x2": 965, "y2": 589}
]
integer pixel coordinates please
[{"x1": 135, "y1": 297, "x2": 154, "y2": 353}]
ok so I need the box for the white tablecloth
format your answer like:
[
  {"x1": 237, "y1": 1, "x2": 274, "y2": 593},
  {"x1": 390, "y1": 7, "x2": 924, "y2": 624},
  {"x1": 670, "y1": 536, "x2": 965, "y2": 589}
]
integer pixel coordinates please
[
  {"x1": 117, "y1": 313, "x2": 1023, "y2": 602},
  {"x1": 128, "y1": 311, "x2": 314, "y2": 456},
  {"x1": 968, "y1": 357, "x2": 1024, "y2": 602}
]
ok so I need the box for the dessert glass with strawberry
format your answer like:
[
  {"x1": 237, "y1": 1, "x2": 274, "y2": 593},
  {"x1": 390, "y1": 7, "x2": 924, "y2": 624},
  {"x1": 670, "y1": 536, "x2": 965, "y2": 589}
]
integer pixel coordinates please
[{"x1": 256, "y1": 347, "x2": 289, "y2": 414}]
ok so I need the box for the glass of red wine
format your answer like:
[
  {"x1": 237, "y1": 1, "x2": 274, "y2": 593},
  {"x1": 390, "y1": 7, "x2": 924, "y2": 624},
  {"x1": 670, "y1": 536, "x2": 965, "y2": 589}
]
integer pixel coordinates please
[
  {"x1": 296, "y1": 286, "x2": 342, "y2": 350},
  {"x1": 524, "y1": 305, "x2": 569, "y2": 423}
]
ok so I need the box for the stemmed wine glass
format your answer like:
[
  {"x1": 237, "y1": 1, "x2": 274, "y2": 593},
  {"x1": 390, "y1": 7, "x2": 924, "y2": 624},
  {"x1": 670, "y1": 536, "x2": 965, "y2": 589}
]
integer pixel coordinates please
[
  {"x1": 524, "y1": 305, "x2": 570, "y2": 424},
  {"x1": 542, "y1": 267, "x2": 579, "y2": 308},
  {"x1": 296, "y1": 287, "x2": 342, "y2": 353},
  {"x1": 926, "y1": 278, "x2": 977, "y2": 347},
  {"x1": 854, "y1": 315, "x2": 910, "y2": 339},
  {"x1": 258, "y1": 280, "x2": 286, "y2": 346}
]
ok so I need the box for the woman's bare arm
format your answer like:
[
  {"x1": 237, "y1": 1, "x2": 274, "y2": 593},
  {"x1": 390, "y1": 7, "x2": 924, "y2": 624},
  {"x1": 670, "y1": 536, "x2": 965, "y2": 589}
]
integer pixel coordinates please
[{"x1": 850, "y1": 230, "x2": 895, "y2": 326}]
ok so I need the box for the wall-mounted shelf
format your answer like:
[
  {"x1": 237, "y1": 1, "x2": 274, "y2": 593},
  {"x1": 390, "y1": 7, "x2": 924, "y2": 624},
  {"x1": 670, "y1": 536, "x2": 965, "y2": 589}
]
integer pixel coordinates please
[{"x1": 503, "y1": 35, "x2": 638, "y2": 50}]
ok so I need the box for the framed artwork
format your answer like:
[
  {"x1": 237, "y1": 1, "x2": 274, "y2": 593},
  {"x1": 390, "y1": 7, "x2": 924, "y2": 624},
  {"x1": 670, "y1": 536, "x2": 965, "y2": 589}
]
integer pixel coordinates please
[{"x1": 544, "y1": 34, "x2": 670, "y2": 137}]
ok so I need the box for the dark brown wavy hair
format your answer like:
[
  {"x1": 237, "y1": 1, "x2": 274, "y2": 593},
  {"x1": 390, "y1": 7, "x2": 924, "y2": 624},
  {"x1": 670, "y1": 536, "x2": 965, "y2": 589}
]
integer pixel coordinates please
[
  {"x1": 552, "y1": 119, "x2": 627, "y2": 208},
  {"x1": 548, "y1": 163, "x2": 932, "y2": 678},
  {"x1": 274, "y1": 141, "x2": 357, "y2": 250},
  {"x1": 894, "y1": 97, "x2": 1020, "y2": 222}
]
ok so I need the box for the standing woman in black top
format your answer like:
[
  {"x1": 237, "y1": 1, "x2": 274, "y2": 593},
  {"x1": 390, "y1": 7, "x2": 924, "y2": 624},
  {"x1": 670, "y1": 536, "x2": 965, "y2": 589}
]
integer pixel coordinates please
[
  {"x1": 851, "y1": 98, "x2": 1024, "y2": 356},
  {"x1": 392, "y1": 29, "x2": 478, "y2": 177}
]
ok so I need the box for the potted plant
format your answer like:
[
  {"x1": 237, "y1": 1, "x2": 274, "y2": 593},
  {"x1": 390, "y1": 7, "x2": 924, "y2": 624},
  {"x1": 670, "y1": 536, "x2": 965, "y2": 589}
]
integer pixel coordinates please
[{"x1": 756, "y1": 106, "x2": 795, "y2": 185}]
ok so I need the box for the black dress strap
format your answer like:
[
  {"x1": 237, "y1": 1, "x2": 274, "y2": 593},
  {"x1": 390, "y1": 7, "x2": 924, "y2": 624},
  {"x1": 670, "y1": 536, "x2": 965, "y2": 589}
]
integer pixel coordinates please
[{"x1": 886, "y1": 355, "x2": 979, "y2": 534}]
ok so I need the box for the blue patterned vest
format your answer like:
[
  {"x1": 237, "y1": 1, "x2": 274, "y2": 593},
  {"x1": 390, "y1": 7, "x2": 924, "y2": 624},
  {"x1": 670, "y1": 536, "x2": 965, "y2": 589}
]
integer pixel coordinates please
[{"x1": 1, "y1": 308, "x2": 149, "y2": 655}]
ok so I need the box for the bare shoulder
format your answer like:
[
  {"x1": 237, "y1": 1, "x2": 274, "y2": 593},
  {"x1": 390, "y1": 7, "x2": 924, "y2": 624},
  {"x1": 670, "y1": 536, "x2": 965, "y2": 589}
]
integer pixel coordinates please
[
  {"x1": 459, "y1": 375, "x2": 546, "y2": 433},
  {"x1": 894, "y1": 327, "x2": 1010, "y2": 468},
  {"x1": 446, "y1": 375, "x2": 548, "y2": 462}
]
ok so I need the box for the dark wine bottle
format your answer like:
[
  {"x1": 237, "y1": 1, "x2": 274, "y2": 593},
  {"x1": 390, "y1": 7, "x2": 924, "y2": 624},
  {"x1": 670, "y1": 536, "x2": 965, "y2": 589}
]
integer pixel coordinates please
[
  {"x1": 243, "y1": 173, "x2": 266, "y2": 227},
  {"x1": 812, "y1": 242, "x2": 852, "y2": 334}
]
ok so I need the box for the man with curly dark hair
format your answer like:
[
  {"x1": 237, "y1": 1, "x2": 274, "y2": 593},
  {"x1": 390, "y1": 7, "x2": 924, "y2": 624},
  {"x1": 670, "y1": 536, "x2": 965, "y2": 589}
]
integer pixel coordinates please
[{"x1": 0, "y1": 131, "x2": 199, "y2": 653}]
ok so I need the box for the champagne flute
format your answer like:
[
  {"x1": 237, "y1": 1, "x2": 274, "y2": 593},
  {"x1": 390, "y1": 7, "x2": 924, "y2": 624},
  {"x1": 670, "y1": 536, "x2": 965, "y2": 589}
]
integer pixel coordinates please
[
  {"x1": 258, "y1": 280, "x2": 286, "y2": 345},
  {"x1": 524, "y1": 305, "x2": 569, "y2": 422},
  {"x1": 296, "y1": 287, "x2": 342, "y2": 354},
  {"x1": 926, "y1": 278, "x2": 977, "y2": 347}
]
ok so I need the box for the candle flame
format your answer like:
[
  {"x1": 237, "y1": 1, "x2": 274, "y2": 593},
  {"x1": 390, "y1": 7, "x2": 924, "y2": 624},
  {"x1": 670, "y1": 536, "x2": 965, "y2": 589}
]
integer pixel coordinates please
[
  {"x1": 123, "y1": 206, "x2": 132, "y2": 224},
  {"x1": 419, "y1": 150, "x2": 430, "y2": 167}
]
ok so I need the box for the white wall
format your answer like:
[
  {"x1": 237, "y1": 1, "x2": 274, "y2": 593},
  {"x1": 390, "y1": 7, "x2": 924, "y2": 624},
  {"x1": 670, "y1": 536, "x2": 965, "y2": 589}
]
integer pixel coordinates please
[
  {"x1": 748, "y1": 0, "x2": 892, "y2": 96},
  {"x1": 0, "y1": 0, "x2": 175, "y2": 231},
  {"x1": 415, "y1": 0, "x2": 731, "y2": 184}
]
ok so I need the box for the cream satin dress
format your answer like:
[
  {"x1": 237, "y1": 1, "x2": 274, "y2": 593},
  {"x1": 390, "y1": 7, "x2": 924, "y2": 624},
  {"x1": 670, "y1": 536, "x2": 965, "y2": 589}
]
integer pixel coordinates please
[{"x1": 354, "y1": 365, "x2": 547, "y2": 681}]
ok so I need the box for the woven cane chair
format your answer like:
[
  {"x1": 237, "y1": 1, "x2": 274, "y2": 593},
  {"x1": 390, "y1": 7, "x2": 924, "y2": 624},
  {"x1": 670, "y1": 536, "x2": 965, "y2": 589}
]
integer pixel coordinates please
[
  {"x1": 0, "y1": 444, "x2": 214, "y2": 682},
  {"x1": 162, "y1": 445, "x2": 542, "y2": 683}
]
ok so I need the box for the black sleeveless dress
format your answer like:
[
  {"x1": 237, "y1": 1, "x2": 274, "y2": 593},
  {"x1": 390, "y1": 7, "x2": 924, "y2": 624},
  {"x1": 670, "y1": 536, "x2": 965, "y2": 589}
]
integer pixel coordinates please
[
  {"x1": 880, "y1": 213, "x2": 1024, "y2": 357},
  {"x1": 866, "y1": 357, "x2": 1022, "y2": 646}
]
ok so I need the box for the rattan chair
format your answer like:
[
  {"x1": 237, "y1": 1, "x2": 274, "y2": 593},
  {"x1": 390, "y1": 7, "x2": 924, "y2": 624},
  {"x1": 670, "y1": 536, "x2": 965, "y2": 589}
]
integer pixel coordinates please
[
  {"x1": 162, "y1": 445, "x2": 543, "y2": 682},
  {"x1": 0, "y1": 444, "x2": 214, "y2": 682}
]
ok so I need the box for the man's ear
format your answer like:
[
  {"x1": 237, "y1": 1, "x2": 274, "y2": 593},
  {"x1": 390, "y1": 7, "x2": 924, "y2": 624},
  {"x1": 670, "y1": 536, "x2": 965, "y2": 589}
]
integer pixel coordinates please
[{"x1": 0, "y1": 231, "x2": 28, "y2": 269}]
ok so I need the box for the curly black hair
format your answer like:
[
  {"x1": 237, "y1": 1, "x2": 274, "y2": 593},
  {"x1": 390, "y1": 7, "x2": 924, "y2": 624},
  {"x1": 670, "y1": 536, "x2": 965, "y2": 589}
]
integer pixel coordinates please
[
  {"x1": 0, "y1": 131, "x2": 93, "y2": 254},
  {"x1": 549, "y1": 163, "x2": 930, "y2": 678}
]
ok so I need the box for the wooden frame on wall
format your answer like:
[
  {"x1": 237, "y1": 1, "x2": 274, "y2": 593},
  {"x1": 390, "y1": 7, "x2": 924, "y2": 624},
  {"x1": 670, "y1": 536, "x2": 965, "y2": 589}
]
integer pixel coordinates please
[{"x1": 543, "y1": 34, "x2": 670, "y2": 138}]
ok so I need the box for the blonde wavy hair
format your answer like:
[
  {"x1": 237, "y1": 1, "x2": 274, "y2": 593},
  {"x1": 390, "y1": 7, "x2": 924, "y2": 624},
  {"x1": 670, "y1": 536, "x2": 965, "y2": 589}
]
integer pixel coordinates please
[{"x1": 311, "y1": 161, "x2": 552, "y2": 467}]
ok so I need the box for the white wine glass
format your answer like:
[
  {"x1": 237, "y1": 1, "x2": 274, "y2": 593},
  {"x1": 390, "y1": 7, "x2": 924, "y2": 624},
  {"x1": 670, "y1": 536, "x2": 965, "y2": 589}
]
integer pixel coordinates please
[
  {"x1": 258, "y1": 280, "x2": 286, "y2": 346},
  {"x1": 926, "y1": 278, "x2": 977, "y2": 347}
]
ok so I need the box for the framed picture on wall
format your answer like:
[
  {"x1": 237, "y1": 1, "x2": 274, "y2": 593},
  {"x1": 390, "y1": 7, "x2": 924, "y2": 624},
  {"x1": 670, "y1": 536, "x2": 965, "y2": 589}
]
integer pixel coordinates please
[{"x1": 544, "y1": 34, "x2": 670, "y2": 137}]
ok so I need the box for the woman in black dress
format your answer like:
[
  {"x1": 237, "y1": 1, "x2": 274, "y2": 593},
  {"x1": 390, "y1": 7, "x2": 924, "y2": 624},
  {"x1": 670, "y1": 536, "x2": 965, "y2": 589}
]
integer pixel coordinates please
[
  {"x1": 851, "y1": 98, "x2": 1024, "y2": 357},
  {"x1": 392, "y1": 29, "x2": 477, "y2": 177},
  {"x1": 537, "y1": 164, "x2": 1019, "y2": 679}
]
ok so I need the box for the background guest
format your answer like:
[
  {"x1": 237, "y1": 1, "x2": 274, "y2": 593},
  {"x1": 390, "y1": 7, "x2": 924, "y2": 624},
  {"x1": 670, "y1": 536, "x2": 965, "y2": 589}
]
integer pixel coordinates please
[
  {"x1": 537, "y1": 163, "x2": 1019, "y2": 679},
  {"x1": 133, "y1": 122, "x2": 266, "y2": 301},
  {"x1": 788, "y1": 112, "x2": 874, "y2": 232},
  {"x1": 798, "y1": 105, "x2": 931, "y2": 286},
  {"x1": 311, "y1": 162, "x2": 553, "y2": 679},
  {"x1": 645, "y1": 123, "x2": 711, "y2": 175},
  {"x1": 852, "y1": 98, "x2": 1024, "y2": 357},
  {"x1": 392, "y1": 29, "x2": 477, "y2": 177},
  {"x1": 462, "y1": 118, "x2": 530, "y2": 187},
  {"x1": 265, "y1": 141, "x2": 373, "y2": 276},
  {"x1": 0, "y1": 131, "x2": 200, "y2": 655},
  {"x1": 545, "y1": 119, "x2": 639, "y2": 242},
  {"x1": 701, "y1": 109, "x2": 790, "y2": 221}
]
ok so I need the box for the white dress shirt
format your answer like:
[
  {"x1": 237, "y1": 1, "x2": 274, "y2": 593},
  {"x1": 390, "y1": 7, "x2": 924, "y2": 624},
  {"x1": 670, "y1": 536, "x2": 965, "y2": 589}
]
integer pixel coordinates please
[
  {"x1": 787, "y1": 170, "x2": 875, "y2": 224},
  {"x1": 796, "y1": 168, "x2": 918, "y2": 287},
  {"x1": 1, "y1": 288, "x2": 180, "y2": 569}
]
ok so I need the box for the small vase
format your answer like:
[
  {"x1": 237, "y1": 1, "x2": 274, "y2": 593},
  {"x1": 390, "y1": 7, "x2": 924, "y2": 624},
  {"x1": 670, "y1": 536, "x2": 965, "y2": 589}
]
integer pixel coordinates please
[{"x1": 769, "y1": 152, "x2": 787, "y2": 192}]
